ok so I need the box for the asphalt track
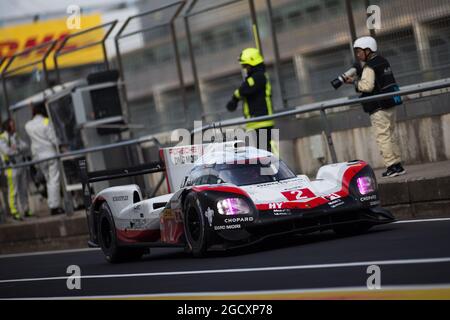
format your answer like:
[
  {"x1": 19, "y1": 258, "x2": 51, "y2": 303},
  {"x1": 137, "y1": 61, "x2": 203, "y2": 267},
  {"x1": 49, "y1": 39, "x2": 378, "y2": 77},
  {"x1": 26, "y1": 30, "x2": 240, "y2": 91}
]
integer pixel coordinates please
[{"x1": 1, "y1": 218, "x2": 450, "y2": 299}]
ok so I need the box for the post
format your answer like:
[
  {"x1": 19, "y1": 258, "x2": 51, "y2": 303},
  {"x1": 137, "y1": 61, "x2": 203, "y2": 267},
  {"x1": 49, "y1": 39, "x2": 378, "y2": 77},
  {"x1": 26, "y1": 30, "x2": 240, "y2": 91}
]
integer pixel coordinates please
[
  {"x1": 320, "y1": 108, "x2": 338, "y2": 163},
  {"x1": 413, "y1": 22, "x2": 433, "y2": 81},
  {"x1": 248, "y1": 0, "x2": 263, "y2": 54},
  {"x1": 102, "y1": 42, "x2": 110, "y2": 70},
  {"x1": 114, "y1": 36, "x2": 126, "y2": 82},
  {"x1": 345, "y1": 0, "x2": 357, "y2": 59},
  {"x1": 1, "y1": 76, "x2": 11, "y2": 119},
  {"x1": 266, "y1": 0, "x2": 287, "y2": 109},
  {"x1": 184, "y1": 15, "x2": 204, "y2": 116},
  {"x1": 170, "y1": 22, "x2": 188, "y2": 119},
  {"x1": 78, "y1": 159, "x2": 92, "y2": 211},
  {"x1": 114, "y1": 39, "x2": 132, "y2": 130},
  {"x1": 53, "y1": 53, "x2": 62, "y2": 85},
  {"x1": 59, "y1": 158, "x2": 74, "y2": 215}
]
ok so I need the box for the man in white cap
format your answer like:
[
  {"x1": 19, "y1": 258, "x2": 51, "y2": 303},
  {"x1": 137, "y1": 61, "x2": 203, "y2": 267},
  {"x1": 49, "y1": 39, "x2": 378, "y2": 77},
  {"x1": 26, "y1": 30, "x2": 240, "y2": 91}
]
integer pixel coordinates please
[{"x1": 344, "y1": 36, "x2": 406, "y2": 178}]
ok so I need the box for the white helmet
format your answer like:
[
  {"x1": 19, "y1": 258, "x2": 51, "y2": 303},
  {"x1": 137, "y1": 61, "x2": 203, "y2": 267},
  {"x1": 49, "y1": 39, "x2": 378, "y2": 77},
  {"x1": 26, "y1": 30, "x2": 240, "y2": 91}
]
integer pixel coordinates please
[{"x1": 353, "y1": 36, "x2": 377, "y2": 52}]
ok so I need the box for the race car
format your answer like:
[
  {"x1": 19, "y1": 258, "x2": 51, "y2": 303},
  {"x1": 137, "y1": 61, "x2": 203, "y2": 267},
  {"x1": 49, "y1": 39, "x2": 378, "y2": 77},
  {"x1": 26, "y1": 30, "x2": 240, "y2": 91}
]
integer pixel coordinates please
[{"x1": 80, "y1": 141, "x2": 395, "y2": 263}]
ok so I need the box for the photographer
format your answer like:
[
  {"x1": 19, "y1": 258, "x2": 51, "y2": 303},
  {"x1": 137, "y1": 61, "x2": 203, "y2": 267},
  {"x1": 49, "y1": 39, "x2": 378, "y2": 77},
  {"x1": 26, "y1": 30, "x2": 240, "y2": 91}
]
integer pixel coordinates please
[{"x1": 343, "y1": 36, "x2": 406, "y2": 178}]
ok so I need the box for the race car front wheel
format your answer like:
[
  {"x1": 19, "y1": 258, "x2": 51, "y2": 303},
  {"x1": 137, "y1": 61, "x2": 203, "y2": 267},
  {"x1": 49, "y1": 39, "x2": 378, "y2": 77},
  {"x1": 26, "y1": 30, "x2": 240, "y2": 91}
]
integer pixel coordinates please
[
  {"x1": 184, "y1": 193, "x2": 207, "y2": 257},
  {"x1": 98, "y1": 202, "x2": 147, "y2": 263}
]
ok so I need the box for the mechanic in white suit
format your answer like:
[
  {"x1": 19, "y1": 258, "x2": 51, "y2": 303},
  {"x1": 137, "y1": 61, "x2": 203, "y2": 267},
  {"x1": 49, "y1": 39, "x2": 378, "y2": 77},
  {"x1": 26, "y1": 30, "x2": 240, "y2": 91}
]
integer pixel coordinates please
[
  {"x1": 0, "y1": 118, "x2": 31, "y2": 220},
  {"x1": 25, "y1": 101, "x2": 65, "y2": 215}
]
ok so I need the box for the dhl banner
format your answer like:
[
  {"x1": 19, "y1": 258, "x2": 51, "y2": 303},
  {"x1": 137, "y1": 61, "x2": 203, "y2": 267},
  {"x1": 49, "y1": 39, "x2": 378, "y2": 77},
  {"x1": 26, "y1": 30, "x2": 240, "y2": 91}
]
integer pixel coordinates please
[{"x1": 0, "y1": 14, "x2": 105, "y2": 73}]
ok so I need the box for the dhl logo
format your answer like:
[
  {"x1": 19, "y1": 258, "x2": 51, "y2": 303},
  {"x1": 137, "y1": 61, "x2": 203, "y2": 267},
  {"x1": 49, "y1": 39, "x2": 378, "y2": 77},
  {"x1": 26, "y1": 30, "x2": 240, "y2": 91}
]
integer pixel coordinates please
[
  {"x1": 0, "y1": 14, "x2": 104, "y2": 72},
  {"x1": 0, "y1": 33, "x2": 76, "y2": 59}
]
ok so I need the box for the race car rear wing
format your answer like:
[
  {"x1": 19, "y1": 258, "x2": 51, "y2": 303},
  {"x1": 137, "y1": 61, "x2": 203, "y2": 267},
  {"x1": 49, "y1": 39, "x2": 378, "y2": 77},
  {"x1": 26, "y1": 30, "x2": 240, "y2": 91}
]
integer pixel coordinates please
[
  {"x1": 79, "y1": 141, "x2": 246, "y2": 209},
  {"x1": 78, "y1": 159, "x2": 165, "y2": 210},
  {"x1": 160, "y1": 141, "x2": 246, "y2": 193}
]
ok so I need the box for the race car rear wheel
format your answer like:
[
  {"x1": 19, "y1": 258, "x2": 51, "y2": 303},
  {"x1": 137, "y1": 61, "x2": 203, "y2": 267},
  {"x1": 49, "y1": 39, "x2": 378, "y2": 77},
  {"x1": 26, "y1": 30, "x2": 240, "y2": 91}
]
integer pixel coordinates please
[
  {"x1": 98, "y1": 202, "x2": 147, "y2": 263},
  {"x1": 184, "y1": 193, "x2": 207, "y2": 257}
]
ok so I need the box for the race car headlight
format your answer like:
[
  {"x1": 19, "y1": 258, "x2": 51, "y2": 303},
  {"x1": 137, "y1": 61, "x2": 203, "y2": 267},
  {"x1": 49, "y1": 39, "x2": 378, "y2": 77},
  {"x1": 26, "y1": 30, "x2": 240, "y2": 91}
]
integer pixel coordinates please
[
  {"x1": 217, "y1": 198, "x2": 251, "y2": 215},
  {"x1": 357, "y1": 176, "x2": 376, "y2": 195}
]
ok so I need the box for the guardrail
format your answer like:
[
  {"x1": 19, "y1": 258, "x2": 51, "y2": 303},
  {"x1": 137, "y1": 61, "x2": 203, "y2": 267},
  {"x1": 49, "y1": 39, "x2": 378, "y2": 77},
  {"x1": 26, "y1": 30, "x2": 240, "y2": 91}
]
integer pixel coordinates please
[{"x1": 191, "y1": 77, "x2": 450, "y2": 163}]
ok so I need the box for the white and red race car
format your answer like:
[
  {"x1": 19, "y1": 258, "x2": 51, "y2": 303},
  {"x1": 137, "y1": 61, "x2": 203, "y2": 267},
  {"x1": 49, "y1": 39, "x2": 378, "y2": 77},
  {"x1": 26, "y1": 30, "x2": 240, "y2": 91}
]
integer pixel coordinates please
[{"x1": 80, "y1": 141, "x2": 395, "y2": 263}]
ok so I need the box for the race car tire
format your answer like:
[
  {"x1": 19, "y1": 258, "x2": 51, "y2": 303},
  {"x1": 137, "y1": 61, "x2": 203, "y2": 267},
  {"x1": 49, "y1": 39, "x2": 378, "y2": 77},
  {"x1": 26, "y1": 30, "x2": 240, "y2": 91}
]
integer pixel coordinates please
[
  {"x1": 98, "y1": 202, "x2": 147, "y2": 263},
  {"x1": 183, "y1": 193, "x2": 207, "y2": 258},
  {"x1": 333, "y1": 223, "x2": 372, "y2": 237}
]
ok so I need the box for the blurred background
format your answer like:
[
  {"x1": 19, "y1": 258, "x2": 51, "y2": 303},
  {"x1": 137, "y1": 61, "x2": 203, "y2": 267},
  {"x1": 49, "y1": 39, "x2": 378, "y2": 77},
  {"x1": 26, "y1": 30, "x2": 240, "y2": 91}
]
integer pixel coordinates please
[{"x1": 2, "y1": 0, "x2": 449, "y2": 135}]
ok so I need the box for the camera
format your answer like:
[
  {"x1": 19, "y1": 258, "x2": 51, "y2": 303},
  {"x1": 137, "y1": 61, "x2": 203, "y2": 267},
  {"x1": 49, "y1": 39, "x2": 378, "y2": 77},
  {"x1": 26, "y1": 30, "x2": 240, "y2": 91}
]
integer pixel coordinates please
[{"x1": 330, "y1": 62, "x2": 363, "y2": 90}]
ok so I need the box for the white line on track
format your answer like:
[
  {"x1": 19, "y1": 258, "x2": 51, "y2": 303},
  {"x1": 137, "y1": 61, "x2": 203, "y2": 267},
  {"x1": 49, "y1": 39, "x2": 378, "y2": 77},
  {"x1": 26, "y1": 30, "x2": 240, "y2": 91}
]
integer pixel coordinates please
[
  {"x1": 1, "y1": 257, "x2": 450, "y2": 284},
  {"x1": 0, "y1": 248, "x2": 99, "y2": 259},
  {"x1": 394, "y1": 217, "x2": 450, "y2": 224}
]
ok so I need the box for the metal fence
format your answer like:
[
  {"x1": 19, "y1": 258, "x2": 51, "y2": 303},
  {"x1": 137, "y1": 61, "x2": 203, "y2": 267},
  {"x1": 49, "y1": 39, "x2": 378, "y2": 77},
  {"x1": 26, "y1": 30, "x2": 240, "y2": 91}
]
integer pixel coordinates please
[
  {"x1": 2, "y1": 0, "x2": 450, "y2": 136},
  {"x1": 110, "y1": 0, "x2": 450, "y2": 137}
]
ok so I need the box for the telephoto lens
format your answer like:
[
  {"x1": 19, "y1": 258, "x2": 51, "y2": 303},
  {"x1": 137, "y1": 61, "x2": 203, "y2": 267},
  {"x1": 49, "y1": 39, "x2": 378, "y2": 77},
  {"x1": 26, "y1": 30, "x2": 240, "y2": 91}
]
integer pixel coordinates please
[
  {"x1": 331, "y1": 77, "x2": 344, "y2": 90},
  {"x1": 330, "y1": 65, "x2": 359, "y2": 90}
]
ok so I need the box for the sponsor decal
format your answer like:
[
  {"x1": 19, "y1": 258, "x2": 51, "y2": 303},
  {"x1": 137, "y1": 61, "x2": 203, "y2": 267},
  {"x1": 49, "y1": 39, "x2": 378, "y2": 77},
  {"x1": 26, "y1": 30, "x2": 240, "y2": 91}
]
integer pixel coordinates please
[
  {"x1": 169, "y1": 145, "x2": 202, "y2": 165},
  {"x1": 162, "y1": 209, "x2": 175, "y2": 219},
  {"x1": 113, "y1": 196, "x2": 128, "y2": 202},
  {"x1": 205, "y1": 207, "x2": 214, "y2": 227},
  {"x1": 214, "y1": 224, "x2": 242, "y2": 231},
  {"x1": 323, "y1": 193, "x2": 341, "y2": 201},
  {"x1": 0, "y1": 14, "x2": 104, "y2": 72},
  {"x1": 224, "y1": 216, "x2": 254, "y2": 223},
  {"x1": 360, "y1": 194, "x2": 377, "y2": 202},
  {"x1": 328, "y1": 199, "x2": 344, "y2": 208},
  {"x1": 273, "y1": 209, "x2": 292, "y2": 216},
  {"x1": 282, "y1": 188, "x2": 316, "y2": 201},
  {"x1": 254, "y1": 177, "x2": 301, "y2": 188},
  {"x1": 127, "y1": 219, "x2": 149, "y2": 230},
  {"x1": 269, "y1": 202, "x2": 283, "y2": 209}
]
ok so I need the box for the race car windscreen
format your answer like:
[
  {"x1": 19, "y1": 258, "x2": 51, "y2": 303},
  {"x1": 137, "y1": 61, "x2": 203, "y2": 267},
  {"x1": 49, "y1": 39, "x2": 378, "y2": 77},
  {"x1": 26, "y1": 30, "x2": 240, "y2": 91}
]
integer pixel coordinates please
[{"x1": 216, "y1": 160, "x2": 296, "y2": 186}]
